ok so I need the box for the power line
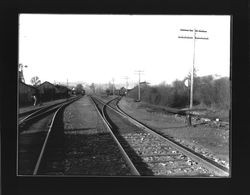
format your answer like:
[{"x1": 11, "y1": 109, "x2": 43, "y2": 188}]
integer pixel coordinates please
[{"x1": 178, "y1": 28, "x2": 208, "y2": 109}]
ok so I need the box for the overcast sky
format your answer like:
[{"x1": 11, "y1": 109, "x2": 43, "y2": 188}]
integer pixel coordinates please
[{"x1": 19, "y1": 14, "x2": 230, "y2": 87}]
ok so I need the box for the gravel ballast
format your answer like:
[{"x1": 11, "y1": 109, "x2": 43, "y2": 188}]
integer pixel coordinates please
[
  {"x1": 118, "y1": 97, "x2": 230, "y2": 170},
  {"x1": 46, "y1": 96, "x2": 133, "y2": 175}
]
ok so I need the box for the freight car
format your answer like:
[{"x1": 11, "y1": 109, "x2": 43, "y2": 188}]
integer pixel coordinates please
[{"x1": 106, "y1": 87, "x2": 127, "y2": 96}]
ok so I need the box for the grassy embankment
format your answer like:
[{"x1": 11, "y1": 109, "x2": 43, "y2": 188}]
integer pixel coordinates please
[{"x1": 128, "y1": 75, "x2": 230, "y2": 121}]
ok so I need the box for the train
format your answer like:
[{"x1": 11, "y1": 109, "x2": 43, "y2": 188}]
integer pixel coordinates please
[
  {"x1": 71, "y1": 88, "x2": 85, "y2": 96},
  {"x1": 106, "y1": 87, "x2": 127, "y2": 96}
]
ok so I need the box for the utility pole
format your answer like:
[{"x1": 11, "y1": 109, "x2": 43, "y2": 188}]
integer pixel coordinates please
[
  {"x1": 67, "y1": 78, "x2": 69, "y2": 99},
  {"x1": 135, "y1": 70, "x2": 144, "y2": 101},
  {"x1": 123, "y1": 76, "x2": 129, "y2": 95},
  {"x1": 178, "y1": 28, "x2": 208, "y2": 125},
  {"x1": 18, "y1": 64, "x2": 28, "y2": 83},
  {"x1": 112, "y1": 78, "x2": 115, "y2": 95}
]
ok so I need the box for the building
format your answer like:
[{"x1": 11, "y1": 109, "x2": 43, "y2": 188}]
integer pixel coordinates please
[
  {"x1": 37, "y1": 81, "x2": 57, "y2": 102},
  {"x1": 19, "y1": 81, "x2": 37, "y2": 106},
  {"x1": 55, "y1": 84, "x2": 70, "y2": 99}
]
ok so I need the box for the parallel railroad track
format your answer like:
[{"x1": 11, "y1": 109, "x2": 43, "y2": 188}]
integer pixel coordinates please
[
  {"x1": 18, "y1": 96, "x2": 81, "y2": 175},
  {"x1": 18, "y1": 97, "x2": 77, "y2": 125},
  {"x1": 113, "y1": 97, "x2": 230, "y2": 171},
  {"x1": 90, "y1": 95, "x2": 229, "y2": 177},
  {"x1": 90, "y1": 96, "x2": 140, "y2": 175}
]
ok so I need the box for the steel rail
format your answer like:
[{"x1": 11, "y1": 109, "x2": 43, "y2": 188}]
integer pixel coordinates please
[
  {"x1": 19, "y1": 97, "x2": 80, "y2": 126},
  {"x1": 19, "y1": 104, "x2": 63, "y2": 127},
  {"x1": 19, "y1": 99, "x2": 72, "y2": 123},
  {"x1": 19, "y1": 106, "x2": 44, "y2": 119},
  {"x1": 90, "y1": 96, "x2": 140, "y2": 176},
  {"x1": 32, "y1": 98, "x2": 78, "y2": 175},
  {"x1": 19, "y1": 106, "x2": 48, "y2": 125},
  {"x1": 93, "y1": 96, "x2": 229, "y2": 177},
  {"x1": 115, "y1": 99, "x2": 230, "y2": 177}
]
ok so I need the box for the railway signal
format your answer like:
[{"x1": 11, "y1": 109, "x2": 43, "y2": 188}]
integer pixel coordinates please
[{"x1": 178, "y1": 28, "x2": 208, "y2": 126}]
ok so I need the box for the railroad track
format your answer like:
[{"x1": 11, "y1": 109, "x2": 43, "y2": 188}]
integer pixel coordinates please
[
  {"x1": 90, "y1": 95, "x2": 229, "y2": 177},
  {"x1": 18, "y1": 96, "x2": 81, "y2": 175},
  {"x1": 18, "y1": 97, "x2": 77, "y2": 124},
  {"x1": 114, "y1": 97, "x2": 230, "y2": 171}
]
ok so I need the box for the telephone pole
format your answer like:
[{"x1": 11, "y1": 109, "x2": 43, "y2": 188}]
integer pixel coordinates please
[
  {"x1": 67, "y1": 78, "x2": 69, "y2": 99},
  {"x1": 18, "y1": 64, "x2": 28, "y2": 83},
  {"x1": 123, "y1": 76, "x2": 129, "y2": 95},
  {"x1": 178, "y1": 28, "x2": 208, "y2": 125},
  {"x1": 112, "y1": 78, "x2": 115, "y2": 95},
  {"x1": 135, "y1": 70, "x2": 144, "y2": 101}
]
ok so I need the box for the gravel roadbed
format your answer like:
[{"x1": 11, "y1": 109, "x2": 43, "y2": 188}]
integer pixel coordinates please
[
  {"x1": 58, "y1": 96, "x2": 133, "y2": 175},
  {"x1": 122, "y1": 132, "x2": 213, "y2": 176},
  {"x1": 101, "y1": 99, "x2": 216, "y2": 176},
  {"x1": 19, "y1": 98, "x2": 67, "y2": 114},
  {"x1": 18, "y1": 113, "x2": 55, "y2": 175},
  {"x1": 118, "y1": 97, "x2": 230, "y2": 170}
]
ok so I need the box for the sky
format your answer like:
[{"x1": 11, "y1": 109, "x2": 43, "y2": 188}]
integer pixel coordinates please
[{"x1": 19, "y1": 14, "x2": 231, "y2": 88}]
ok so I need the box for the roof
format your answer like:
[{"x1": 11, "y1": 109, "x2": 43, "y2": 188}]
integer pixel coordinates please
[
  {"x1": 19, "y1": 80, "x2": 37, "y2": 90},
  {"x1": 38, "y1": 81, "x2": 55, "y2": 88},
  {"x1": 55, "y1": 84, "x2": 69, "y2": 93}
]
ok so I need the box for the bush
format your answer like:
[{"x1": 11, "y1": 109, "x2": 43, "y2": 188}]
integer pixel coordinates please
[
  {"x1": 213, "y1": 77, "x2": 230, "y2": 109},
  {"x1": 127, "y1": 75, "x2": 230, "y2": 110},
  {"x1": 194, "y1": 75, "x2": 214, "y2": 106}
]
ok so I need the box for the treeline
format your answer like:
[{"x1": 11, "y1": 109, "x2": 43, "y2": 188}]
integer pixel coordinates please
[{"x1": 128, "y1": 75, "x2": 230, "y2": 110}]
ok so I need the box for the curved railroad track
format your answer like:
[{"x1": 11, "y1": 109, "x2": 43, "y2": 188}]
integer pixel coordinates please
[
  {"x1": 89, "y1": 96, "x2": 140, "y2": 176},
  {"x1": 90, "y1": 95, "x2": 229, "y2": 177},
  {"x1": 18, "y1": 97, "x2": 77, "y2": 124},
  {"x1": 18, "y1": 96, "x2": 81, "y2": 175}
]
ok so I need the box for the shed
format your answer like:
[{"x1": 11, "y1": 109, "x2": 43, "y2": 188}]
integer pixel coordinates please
[
  {"x1": 37, "y1": 81, "x2": 57, "y2": 101},
  {"x1": 55, "y1": 84, "x2": 70, "y2": 98},
  {"x1": 19, "y1": 81, "x2": 37, "y2": 106}
]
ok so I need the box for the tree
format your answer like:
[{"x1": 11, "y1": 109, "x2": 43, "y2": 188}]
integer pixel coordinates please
[
  {"x1": 213, "y1": 77, "x2": 230, "y2": 109},
  {"x1": 184, "y1": 67, "x2": 198, "y2": 82},
  {"x1": 171, "y1": 80, "x2": 189, "y2": 108},
  {"x1": 30, "y1": 76, "x2": 41, "y2": 86}
]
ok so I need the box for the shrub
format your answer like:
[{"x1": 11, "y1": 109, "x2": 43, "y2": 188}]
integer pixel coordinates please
[{"x1": 127, "y1": 75, "x2": 230, "y2": 110}]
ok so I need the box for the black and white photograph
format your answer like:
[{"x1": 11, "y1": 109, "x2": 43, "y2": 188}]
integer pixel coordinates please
[{"x1": 17, "y1": 14, "x2": 231, "y2": 177}]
